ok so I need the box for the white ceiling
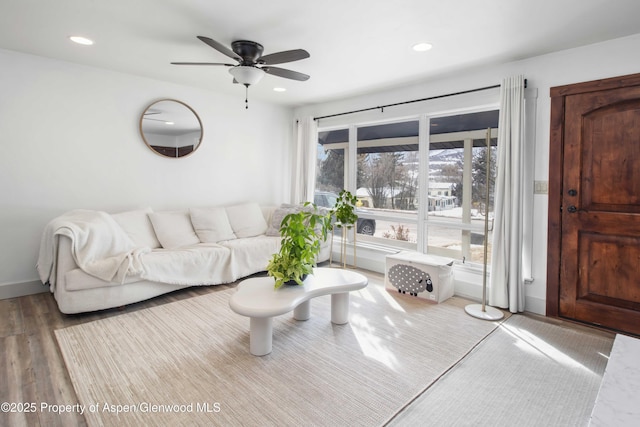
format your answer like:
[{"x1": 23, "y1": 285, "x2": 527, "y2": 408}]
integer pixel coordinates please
[{"x1": 2, "y1": 0, "x2": 640, "y2": 107}]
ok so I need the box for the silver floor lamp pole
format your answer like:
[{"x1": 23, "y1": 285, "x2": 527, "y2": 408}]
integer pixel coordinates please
[{"x1": 465, "y1": 128, "x2": 504, "y2": 321}]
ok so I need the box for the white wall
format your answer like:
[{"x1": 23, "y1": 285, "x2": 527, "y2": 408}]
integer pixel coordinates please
[
  {"x1": 295, "y1": 33, "x2": 640, "y2": 314},
  {"x1": 0, "y1": 48, "x2": 293, "y2": 296}
]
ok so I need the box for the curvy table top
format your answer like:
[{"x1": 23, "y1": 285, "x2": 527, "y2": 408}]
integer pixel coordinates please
[{"x1": 229, "y1": 267, "x2": 368, "y2": 318}]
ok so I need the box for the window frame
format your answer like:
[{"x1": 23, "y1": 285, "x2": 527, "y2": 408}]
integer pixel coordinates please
[{"x1": 315, "y1": 104, "x2": 501, "y2": 267}]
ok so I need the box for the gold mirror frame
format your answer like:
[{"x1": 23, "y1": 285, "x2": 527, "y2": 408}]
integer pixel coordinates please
[{"x1": 139, "y1": 99, "x2": 203, "y2": 158}]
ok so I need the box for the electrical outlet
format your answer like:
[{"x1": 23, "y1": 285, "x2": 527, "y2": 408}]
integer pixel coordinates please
[{"x1": 534, "y1": 181, "x2": 548, "y2": 194}]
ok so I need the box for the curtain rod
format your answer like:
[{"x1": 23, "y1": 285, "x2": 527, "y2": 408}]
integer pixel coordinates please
[{"x1": 313, "y1": 80, "x2": 526, "y2": 122}]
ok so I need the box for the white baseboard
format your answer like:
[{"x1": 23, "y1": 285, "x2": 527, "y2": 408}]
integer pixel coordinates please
[
  {"x1": 454, "y1": 282, "x2": 482, "y2": 303},
  {"x1": 525, "y1": 295, "x2": 546, "y2": 315},
  {"x1": 0, "y1": 280, "x2": 49, "y2": 300}
]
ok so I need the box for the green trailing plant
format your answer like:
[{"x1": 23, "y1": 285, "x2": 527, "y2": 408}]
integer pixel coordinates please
[
  {"x1": 267, "y1": 202, "x2": 333, "y2": 289},
  {"x1": 333, "y1": 189, "x2": 358, "y2": 227}
]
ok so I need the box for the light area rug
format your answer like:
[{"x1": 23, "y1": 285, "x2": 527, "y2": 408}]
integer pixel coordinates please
[
  {"x1": 388, "y1": 314, "x2": 614, "y2": 427},
  {"x1": 55, "y1": 282, "x2": 506, "y2": 426}
]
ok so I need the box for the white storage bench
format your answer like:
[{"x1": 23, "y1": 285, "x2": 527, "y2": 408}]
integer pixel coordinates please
[{"x1": 385, "y1": 251, "x2": 454, "y2": 303}]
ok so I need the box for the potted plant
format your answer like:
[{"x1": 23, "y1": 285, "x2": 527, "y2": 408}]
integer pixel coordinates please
[
  {"x1": 333, "y1": 190, "x2": 358, "y2": 229},
  {"x1": 267, "y1": 202, "x2": 333, "y2": 289}
]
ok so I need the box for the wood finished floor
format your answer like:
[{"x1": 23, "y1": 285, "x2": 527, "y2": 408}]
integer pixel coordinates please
[{"x1": 0, "y1": 282, "x2": 235, "y2": 427}]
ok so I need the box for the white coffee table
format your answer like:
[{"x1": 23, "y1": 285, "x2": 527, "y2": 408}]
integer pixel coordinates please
[{"x1": 229, "y1": 267, "x2": 368, "y2": 356}]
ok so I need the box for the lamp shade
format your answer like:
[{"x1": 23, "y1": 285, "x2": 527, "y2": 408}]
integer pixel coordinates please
[{"x1": 229, "y1": 66, "x2": 265, "y2": 86}]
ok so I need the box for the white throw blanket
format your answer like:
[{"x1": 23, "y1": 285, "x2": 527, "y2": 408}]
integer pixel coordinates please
[{"x1": 37, "y1": 210, "x2": 149, "y2": 291}]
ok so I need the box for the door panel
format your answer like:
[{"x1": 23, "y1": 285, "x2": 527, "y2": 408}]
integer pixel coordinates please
[
  {"x1": 581, "y1": 99, "x2": 640, "y2": 211},
  {"x1": 578, "y1": 232, "x2": 640, "y2": 308},
  {"x1": 551, "y1": 76, "x2": 640, "y2": 335}
]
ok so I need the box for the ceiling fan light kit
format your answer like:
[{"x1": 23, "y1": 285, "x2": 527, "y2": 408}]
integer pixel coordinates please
[
  {"x1": 228, "y1": 66, "x2": 265, "y2": 86},
  {"x1": 172, "y1": 36, "x2": 310, "y2": 109}
]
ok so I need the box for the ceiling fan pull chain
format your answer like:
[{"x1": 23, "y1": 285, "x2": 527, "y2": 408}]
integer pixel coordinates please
[{"x1": 245, "y1": 85, "x2": 249, "y2": 109}]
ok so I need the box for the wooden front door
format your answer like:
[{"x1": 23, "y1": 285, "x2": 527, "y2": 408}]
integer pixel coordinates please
[{"x1": 548, "y1": 73, "x2": 640, "y2": 336}]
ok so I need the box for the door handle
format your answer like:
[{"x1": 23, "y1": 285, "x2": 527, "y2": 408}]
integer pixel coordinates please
[{"x1": 567, "y1": 205, "x2": 577, "y2": 213}]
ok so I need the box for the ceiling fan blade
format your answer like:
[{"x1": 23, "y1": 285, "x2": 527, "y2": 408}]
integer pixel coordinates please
[
  {"x1": 171, "y1": 62, "x2": 234, "y2": 66},
  {"x1": 263, "y1": 66, "x2": 310, "y2": 81},
  {"x1": 197, "y1": 36, "x2": 241, "y2": 61},
  {"x1": 259, "y1": 49, "x2": 310, "y2": 65}
]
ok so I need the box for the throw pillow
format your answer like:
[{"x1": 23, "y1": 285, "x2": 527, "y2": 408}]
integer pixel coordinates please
[
  {"x1": 265, "y1": 203, "x2": 332, "y2": 236},
  {"x1": 189, "y1": 207, "x2": 237, "y2": 243},
  {"x1": 265, "y1": 204, "x2": 297, "y2": 236},
  {"x1": 148, "y1": 210, "x2": 201, "y2": 249},
  {"x1": 225, "y1": 203, "x2": 268, "y2": 238},
  {"x1": 111, "y1": 207, "x2": 161, "y2": 249}
]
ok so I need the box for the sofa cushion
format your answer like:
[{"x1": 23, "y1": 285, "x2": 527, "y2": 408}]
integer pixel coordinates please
[
  {"x1": 226, "y1": 203, "x2": 268, "y2": 238},
  {"x1": 219, "y1": 236, "x2": 280, "y2": 278},
  {"x1": 111, "y1": 207, "x2": 161, "y2": 249},
  {"x1": 148, "y1": 210, "x2": 200, "y2": 249},
  {"x1": 64, "y1": 243, "x2": 234, "y2": 290},
  {"x1": 139, "y1": 243, "x2": 234, "y2": 285},
  {"x1": 190, "y1": 207, "x2": 237, "y2": 243}
]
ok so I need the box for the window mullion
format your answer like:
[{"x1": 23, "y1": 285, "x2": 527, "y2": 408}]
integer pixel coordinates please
[
  {"x1": 461, "y1": 138, "x2": 473, "y2": 260},
  {"x1": 417, "y1": 115, "x2": 430, "y2": 253},
  {"x1": 347, "y1": 125, "x2": 357, "y2": 192}
]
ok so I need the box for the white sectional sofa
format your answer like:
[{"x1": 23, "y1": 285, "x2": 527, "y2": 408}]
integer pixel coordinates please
[{"x1": 37, "y1": 202, "x2": 330, "y2": 314}]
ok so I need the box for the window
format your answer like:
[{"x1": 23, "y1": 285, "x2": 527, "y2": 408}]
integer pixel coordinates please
[
  {"x1": 316, "y1": 128, "x2": 348, "y2": 194},
  {"x1": 356, "y1": 120, "x2": 419, "y2": 248},
  {"x1": 425, "y1": 110, "x2": 498, "y2": 265},
  {"x1": 315, "y1": 109, "x2": 499, "y2": 266}
]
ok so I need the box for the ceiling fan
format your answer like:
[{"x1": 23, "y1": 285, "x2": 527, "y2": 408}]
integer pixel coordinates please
[{"x1": 171, "y1": 36, "x2": 310, "y2": 108}]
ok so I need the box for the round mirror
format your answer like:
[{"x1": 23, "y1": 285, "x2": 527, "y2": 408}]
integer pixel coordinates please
[{"x1": 140, "y1": 99, "x2": 203, "y2": 158}]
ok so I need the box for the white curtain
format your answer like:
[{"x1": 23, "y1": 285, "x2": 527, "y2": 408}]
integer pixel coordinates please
[
  {"x1": 489, "y1": 75, "x2": 526, "y2": 313},
  {"x1": 290, "y1": 117, "x2": 317, "y2": 204}
]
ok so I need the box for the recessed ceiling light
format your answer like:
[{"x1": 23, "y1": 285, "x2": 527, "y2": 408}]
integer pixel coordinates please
[
  {"x1": 273, "y1": 87, "x2": 287, "y2": 92},
  {"x1": 69, "y1": 36, "x2": 94, "y2": 46},
  {"x1": 164, "y1": 121, "x2": 175, "y2": 125},
  {"x1": 413, "y1": 42, "x2": 433, "y2": 52}
]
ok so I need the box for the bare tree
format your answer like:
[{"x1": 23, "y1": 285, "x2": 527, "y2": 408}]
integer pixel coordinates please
[{"x1": 395, "y1": 151, "x2": 419, "y2": 210}]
